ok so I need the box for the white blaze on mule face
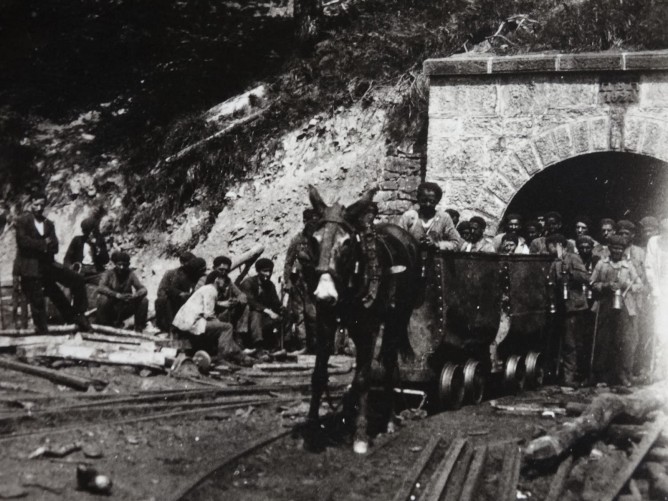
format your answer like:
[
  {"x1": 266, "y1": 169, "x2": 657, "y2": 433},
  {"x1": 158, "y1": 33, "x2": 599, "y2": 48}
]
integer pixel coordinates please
[{"x1": 314, "y1": 273, "x2": 338, "y2": 302}]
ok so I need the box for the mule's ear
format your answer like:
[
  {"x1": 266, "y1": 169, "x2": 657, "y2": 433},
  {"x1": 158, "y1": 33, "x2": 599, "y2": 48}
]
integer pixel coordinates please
[
  {"x1": 308, "y1": 185, "x2": 328, "y2": 215},
  {"x1": 344, "y1": 187, "x2": 378, "y2": 222}
]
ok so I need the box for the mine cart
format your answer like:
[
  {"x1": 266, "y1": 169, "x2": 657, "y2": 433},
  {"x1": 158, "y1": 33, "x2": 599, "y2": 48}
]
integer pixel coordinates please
[{"x1": 397, "y1": 251, "x2": 558, "y2": 410}]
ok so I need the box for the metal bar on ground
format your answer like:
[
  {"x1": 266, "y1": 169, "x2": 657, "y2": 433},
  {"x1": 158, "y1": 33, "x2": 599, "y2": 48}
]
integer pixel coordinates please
[
  {"x1": 545, "y1": 455, "x2": 573, "y2": 501},
  {"x1": 420, "y1": 437, "x2": 467, "y2": 501},
  {"x1": 391, "y1": 435, "x2": 442, "y2": 501},
  {"x1": 459, "y1": 445, "x2": 488, "y2": 501},
  {"x1": 0, "y1": 357, "x2": 106, "y2": 391},
  {"x1": 599, "y1": 417, "x2": 667, "y2": 501}
]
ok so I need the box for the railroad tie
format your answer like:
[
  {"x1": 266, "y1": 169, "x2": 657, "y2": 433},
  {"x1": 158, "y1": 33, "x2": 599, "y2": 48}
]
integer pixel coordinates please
[
  {"x1": 459, "y1": 445, "x2": 488, "y2": 501},
  {"x1": 498, "y1": 442, "x2": 522, "y2": 501},
  {"x1": 419, "y1": 437, "x2": 468, "y2": 501},
  {"x1": 391, "y1": 435, "x2": 442, "y2": 501}
]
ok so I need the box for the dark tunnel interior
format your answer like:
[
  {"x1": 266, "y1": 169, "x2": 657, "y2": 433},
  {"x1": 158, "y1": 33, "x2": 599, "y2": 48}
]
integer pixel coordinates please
[{"x1": 503, "y1": 152, "x2": 668, "y2": 237}]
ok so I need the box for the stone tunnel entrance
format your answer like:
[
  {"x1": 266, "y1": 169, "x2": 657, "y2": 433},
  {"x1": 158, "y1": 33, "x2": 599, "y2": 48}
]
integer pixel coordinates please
[
  {"x1": 423, "y1": 50, "x2": 668, "y2": 232},
  {"x1": 504, "y1": 152, "x2": 668, "y2": 230}
]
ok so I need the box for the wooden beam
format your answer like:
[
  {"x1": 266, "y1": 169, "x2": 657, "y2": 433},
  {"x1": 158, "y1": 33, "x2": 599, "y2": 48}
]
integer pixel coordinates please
[
  {"x1": 545, "y1": 455, "x2": 573, "y2": 501},
  {"x1": 24, "y1": 342, "x2": 167, "y2": 369},
  {"x1": 459, "y1": 446, "x2": 487, "y2": 501},
  {"x1": 0, "y1": 357, "x2": 106, "y2": 391},
  {"x1": 499, "y1": 443, "x2": 522, "y2": 501},
  {"x1": 0, "y1": 334, "x2": 73, "y2": 348},
  {"x1": 0, "y1": 325, "x2": 77, "y2": 336},
  {"x1": 442, "y1": 445, "x2": 474, "y2": 501},
  {"x1": 420, "y1": 437, "x2": 467, "y2": 501},
  {"x1": 391, "y1": 436, "x2": 442, "y2": 501},
  {"x1": 91, "y1": 324, "x2": 163, "y2": 342}
]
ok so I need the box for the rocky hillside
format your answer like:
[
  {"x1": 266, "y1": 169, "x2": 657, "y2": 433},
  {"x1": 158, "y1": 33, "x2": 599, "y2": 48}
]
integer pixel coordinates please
[{"x1": 0, "y1": 0, "x2": 666, "y2": 299}]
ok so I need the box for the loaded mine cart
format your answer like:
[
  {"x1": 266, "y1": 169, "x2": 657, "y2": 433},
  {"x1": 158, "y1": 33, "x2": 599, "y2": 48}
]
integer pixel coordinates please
[{"x1": 396, "y1": 250, "x2": 559, "y2": 410}]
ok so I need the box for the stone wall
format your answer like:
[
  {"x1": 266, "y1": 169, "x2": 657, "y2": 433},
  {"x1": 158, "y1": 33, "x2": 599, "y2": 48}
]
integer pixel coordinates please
[{"x1": 424, "y1": 51, "x2": 668, "y2": 232}]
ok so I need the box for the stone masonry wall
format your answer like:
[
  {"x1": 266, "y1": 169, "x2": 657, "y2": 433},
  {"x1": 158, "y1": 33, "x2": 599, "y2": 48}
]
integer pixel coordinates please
[{"x1": 424, "y1": 51, "x2": 668, "y2": 233}]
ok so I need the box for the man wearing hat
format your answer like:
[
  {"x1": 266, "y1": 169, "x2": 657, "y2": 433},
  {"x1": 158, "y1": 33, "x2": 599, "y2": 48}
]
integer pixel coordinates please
[
  {"x1": 590, "y1": 235, "x2": 643, "y2": 386},
  {"x1": 283, "y1": 208, "x2": 319, "y2": 353},
  {"x1": 15, "y1": 190, "x2": 91, "y2": 334},
  {"x1": 398, "y1": 182, "x2": 462, "y2": 251},
  {"x1": 493, "y1": 213, "x2": 528, "y2": 253},
  {"x1": 155, "y1": 256, "x2": 207, "y2": 332},
  {"x1": 96, "y1": 251, "x2": 148, "y2": 332},
  {"x1": 204, "y1": 255, "x2": 247, "y2": 323},
  {"x1": 461, "y1": 216, "x2": 494, "y2": 252},
  {"x1": 64, "y1": 216, "x2": 109, "y2": 283},
  {"x1": 546, "y1": 234, "x2": 590, "y2": 386},
  {"x1": 240, "y1": 258, "x2": 283, "y2": 350}
]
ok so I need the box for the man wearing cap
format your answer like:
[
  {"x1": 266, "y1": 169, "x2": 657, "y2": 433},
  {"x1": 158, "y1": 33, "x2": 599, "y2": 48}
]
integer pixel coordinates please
[
  {"x1": 567, "y1": 215, "x2": 598, "y2": 256},
  {"x1": 530, "y1": 212, "x2": 563, "y2": 254},
  {"x1": 493, "y1": 214, "x2": 528, "y2": 253},
  {"x1": 398, "y1": 182, "x2": 462, "y2": 251},
  {"x1": 64, "y1": 216, "x2": 109, "y2": 283},
  {"x1": 461, "y1": 216, "x2": 494, "y2": 252},
  {"x1": 283, "y1": 208, "x2": 319, "y2": 353},
  {"x1": 15, "y1": 191, "x2": 91, "y2": 334},
  {"x1": 155, "y1": 256, "x2": 207, "y2": 332},
  {"x1": 590, "y1": 235, "x2": 643, "y2": 386},
  {"x1": 96, "y1": 251, "x2": 148, "y2": 332},
  {"x1": 172, "y1": 270, "x2": 248, "y2": 364},
  {"x1": 204, "y1": 256, "x2": 247, "y2": 323},
  {"x1": 240, "y1": 258, "x2": 283, "y2": 350},
  {"x1": 546, "y1": 234, "x2": 590, "y2": 386}
]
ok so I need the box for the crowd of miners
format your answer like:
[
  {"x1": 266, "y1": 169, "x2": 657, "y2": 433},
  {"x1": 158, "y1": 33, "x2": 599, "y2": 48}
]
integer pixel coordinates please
[{"x1": 12, "y1": 184, "x2": 668, "y2": 384}]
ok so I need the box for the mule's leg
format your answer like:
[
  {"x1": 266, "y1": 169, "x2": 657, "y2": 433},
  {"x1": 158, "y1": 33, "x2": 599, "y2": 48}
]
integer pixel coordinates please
[
  {"x1": 348, "y1": 319, "x2": 377, "y2": 454},
  {"x1": 308, "y1": 307, "x2": 336, "y2": 422}
]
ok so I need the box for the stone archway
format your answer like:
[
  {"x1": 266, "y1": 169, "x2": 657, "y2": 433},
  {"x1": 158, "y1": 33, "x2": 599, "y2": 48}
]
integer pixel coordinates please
[{"x1": 424, "y1": 51, "x2": 668, "y2": 232}]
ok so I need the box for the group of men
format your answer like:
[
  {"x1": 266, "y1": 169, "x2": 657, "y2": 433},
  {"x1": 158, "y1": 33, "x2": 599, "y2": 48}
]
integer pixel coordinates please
[{"x1": 13, "y1": 184, "x2": 668, "y2": 385}]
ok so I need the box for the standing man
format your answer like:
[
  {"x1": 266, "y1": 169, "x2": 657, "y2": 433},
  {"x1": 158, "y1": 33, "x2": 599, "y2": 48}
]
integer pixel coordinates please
[
  {"x1": 592, "y1": 218, "x2": 615, "y2": 261},
  {"x1": 240, "y1": 258, "x2": 283, "y2": 351},
  {"x1": 461, "y1": 216, "x2": 494, "y2": 252},
  {"x1": 15, "y1": 191, "x2": 90, "y2": 334},
  {"x1": 172, "y1": 270, "x2": 248, "y2": 365},
  {"x1": 529, "y1": 211, "x2": 563, "y2": 254},
  {"x1": 567, "y1": 215, "x2": 598, "y2": 255},
  {"x1": 64, "y1": 216, "x2": 109, "y2": 283},
  {"x1": 283, "y1": 208, "x2": 319, "y2": 353},
  {"x1": 96, "y1": 251, "x2": 148, "y2": 332},
  {"x1": 524, "y1": 219, "x2": 542, "y2": 248},
  {"x1": 492, "y1": 213, "x2": 527, "y2": 252},
  {"x1": 398, "y1": 182, "x2": 462, "y2": 251},
  {"x1": 590, "y1": 235, "x2": 643, "y2": 386},
  {"x1": 155, "y1": 256, "x2": 207, "y2": 332},
  {"x1": 546, "y1": 234, "x2": 590, "y2": 386}
]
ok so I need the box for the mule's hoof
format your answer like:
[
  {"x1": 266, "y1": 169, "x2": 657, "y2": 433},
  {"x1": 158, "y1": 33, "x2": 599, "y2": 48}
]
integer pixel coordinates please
[{"x1": 353, "y1": 440, "x2": 369, "y2": 455}]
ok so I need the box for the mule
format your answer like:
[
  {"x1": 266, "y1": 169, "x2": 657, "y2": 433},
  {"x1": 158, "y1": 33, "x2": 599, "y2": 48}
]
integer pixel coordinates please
[{"x1": 305, "y1": 185, "x2": 420, "y2": 454}]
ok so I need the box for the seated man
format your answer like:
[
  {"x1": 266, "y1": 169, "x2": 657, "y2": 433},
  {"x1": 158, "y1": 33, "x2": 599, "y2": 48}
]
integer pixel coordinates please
[
  {"x1": 155, "y1": 256, "x2": 207, "y2": 332},
  {"x1": 64, "y1": 216, "x2": 109, "y2": 283},
  {"x1": 172, "y1": 270, "x2": 248, "y2": 364},
  {"x1": 96, "y1": 251, "x2": 148, "y2": 332},
  {"x1": 204, "y1": 255, "x2": 247, "y2": 324},
  {"x1": 240, "y1": 258, "x2": 283, "y2": 350},
  {"x1": 398, "y1": 182, "x2": 462, "y2": 251},
  {"x1": 461, "y1": 216, "x2": 494, "y2": 252}
]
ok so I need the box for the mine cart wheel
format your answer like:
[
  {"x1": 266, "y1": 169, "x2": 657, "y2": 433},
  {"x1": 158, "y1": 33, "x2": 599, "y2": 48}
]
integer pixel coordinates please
[
  {"x1": 503, "y1": 355, "x2": 526, "y2": 394},
  {"x1": 525, "y1": 351, "x2": 544, "y2": 389},
  {"x1": 463, "y1": 359, "x2": 486, "y2": 405},
  {"x1": 439, "y1": 363, "x2": 465, "y2": 410}
]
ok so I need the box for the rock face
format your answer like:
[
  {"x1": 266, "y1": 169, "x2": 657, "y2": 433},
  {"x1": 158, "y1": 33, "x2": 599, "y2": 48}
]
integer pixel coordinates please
[{"x1": 424, "y1": 51, "x2": 668, "y2": 232}]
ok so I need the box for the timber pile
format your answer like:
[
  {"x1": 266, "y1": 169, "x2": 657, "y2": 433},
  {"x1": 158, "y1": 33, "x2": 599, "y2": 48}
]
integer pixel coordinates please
[{"x1": 525, "y1": 381, "x2": 668, "y2": 500}]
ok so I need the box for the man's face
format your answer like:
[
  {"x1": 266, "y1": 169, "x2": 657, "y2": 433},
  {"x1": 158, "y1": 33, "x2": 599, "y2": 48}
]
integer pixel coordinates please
[
  {"x1": 577, "y1": 241, "x2": 593, "y2": 260},
  {"x1": 547, "y1": 242, "x2": 559, "y2": 257},
  {"x1": 459, "y1": 227, "x2": 472, "y2": 242},
  {"x1": 501, "y1": 240, "x2": 517, "y2": 254},
  {"x1": 507, "y1": 218, "x2": 521, "y2": 233},
  {"x1": 610, "y1": 245, "x2": 624, "y2": 262},
  {"x1": 114, "y1": 260, "x2": 130, "y2": 275},
  {"x1": 526, "y1": 225, "x2": 540, "y2": 242},
  {"x1": 617, "y1": 228, "x2": 634, "y2": 247},
  {"x1": 575, "y1": 222, "x2": 589, "y2": 237},
  {"x1": 470, "y1": 222, "x2": 484, "y2": 242},
  {"x1": 417, "y1": 189, "x2": 438, "y2": 217},
  {"x1": 601, "y1": 223, "x2": 615, "y2": 243},
  {"x1": 259, "y1": 268, "x2": 272, "y2": 282},
  {"x1": 216, "y1": 263, "x2": 231, "y2": 277},
  {"x1": 545, "y1": 217, "x2": 561, "y2": 236},
  {"x1": 31, "y1": 198, "x2": 46, "y2": 218},
  {"x1": 536, "y1": 216, "x2": 546, "y2": 229}
]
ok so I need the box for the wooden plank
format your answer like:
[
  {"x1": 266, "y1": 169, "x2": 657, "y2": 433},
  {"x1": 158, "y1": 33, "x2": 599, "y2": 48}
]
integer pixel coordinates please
[
  {"x1": 391, "y1": 436, "x2": 442, "y2": 501},
  {"x1": 459, "y1": 446, "x2": 487, "y2": 501},
  {"x1": 420, "y1": 437, "x2": 467, "y2": 501},
  {"x1": 545, "y1": 455, "x2": 573, "y2": 501},
  {"x1": 598, "y1": 417, "x2": 667, "y2": 501},
  {"x1": 0, "y1": 334, "x2": 74, "y2": 348},
  {"x1": 499, "y1": 443, "x2": 522, "y2": 501},
  {"x1": 0, "y1": 357, "x2": 106, "y2": 391},
  {"x1": 90, "y1": 324, "x2": 163, "y2": 342},
  {"x1": 0, "y1": 325, "x2": 77, "y2": 337},
  {"x1": 24, "y1": 342, "x2": 166, "y2": 368},
  {"x1": 442, "y1": 444, "x2": 474, "y2": 501}
]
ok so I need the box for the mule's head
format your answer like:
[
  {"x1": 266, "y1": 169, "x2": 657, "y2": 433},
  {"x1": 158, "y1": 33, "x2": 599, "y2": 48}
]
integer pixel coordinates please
[{"x1": 308, "y1": 185, "x2": 377, "y2": 305}]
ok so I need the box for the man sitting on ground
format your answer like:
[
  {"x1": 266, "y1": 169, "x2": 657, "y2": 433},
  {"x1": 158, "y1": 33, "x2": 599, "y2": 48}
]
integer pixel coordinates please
[
  {"x1": 96, "y1": 251, "x2": 148, "y2": 332},
  {"x1": 204, "y1": 255, "x2": 247, "y2": 324},
  {"x1": 155, "y1": 256, "x2": 207, "y2": 332},
  {"x1": 172, "y1": 270, "x2": 250, "y2": 365},
  {"x1": 64, "y1": 216, "x2": 109, "y2": 283},
  {"x1": 239, "y1": 258, "x2": 283, "y2": 351}
]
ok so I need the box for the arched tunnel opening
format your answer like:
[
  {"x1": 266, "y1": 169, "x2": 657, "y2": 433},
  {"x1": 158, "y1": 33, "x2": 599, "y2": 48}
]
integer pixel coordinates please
[{"x1": 503, "y1": 152, "x2": 668, "y2": 237}]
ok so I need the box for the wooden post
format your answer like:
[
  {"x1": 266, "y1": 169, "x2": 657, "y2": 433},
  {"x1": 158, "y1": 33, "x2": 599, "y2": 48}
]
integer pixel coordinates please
[{"x1": 0, "y1": 357, "x2": 107, "y2": 391}]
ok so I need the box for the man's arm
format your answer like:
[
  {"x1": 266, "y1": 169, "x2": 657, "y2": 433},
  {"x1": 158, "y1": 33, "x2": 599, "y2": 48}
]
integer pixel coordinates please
[
  {"x1": 130, "y1": 272, "x2": 148, "y2": 298},
  {"x1": 97, "y1": 271, "x2": 120, "y2": 298},
  {"x1": 15, "y1": 216, "x2": 48, "y2": 254},
  {"x1": 63, "y1": 237, "x2": 80, "y2": 268},
  {"x1": 240, "y1": 278, "x2": 264, "y2": 311},
  {"x1": 435, "y1": 213, "x2": 463, "y2": 251},
  {"x1": 229, "y1": 283, "x2": 247, "y2": 304},
  {"x1": 567, "y1": 254, "x2": 589, "y2": 285}
]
